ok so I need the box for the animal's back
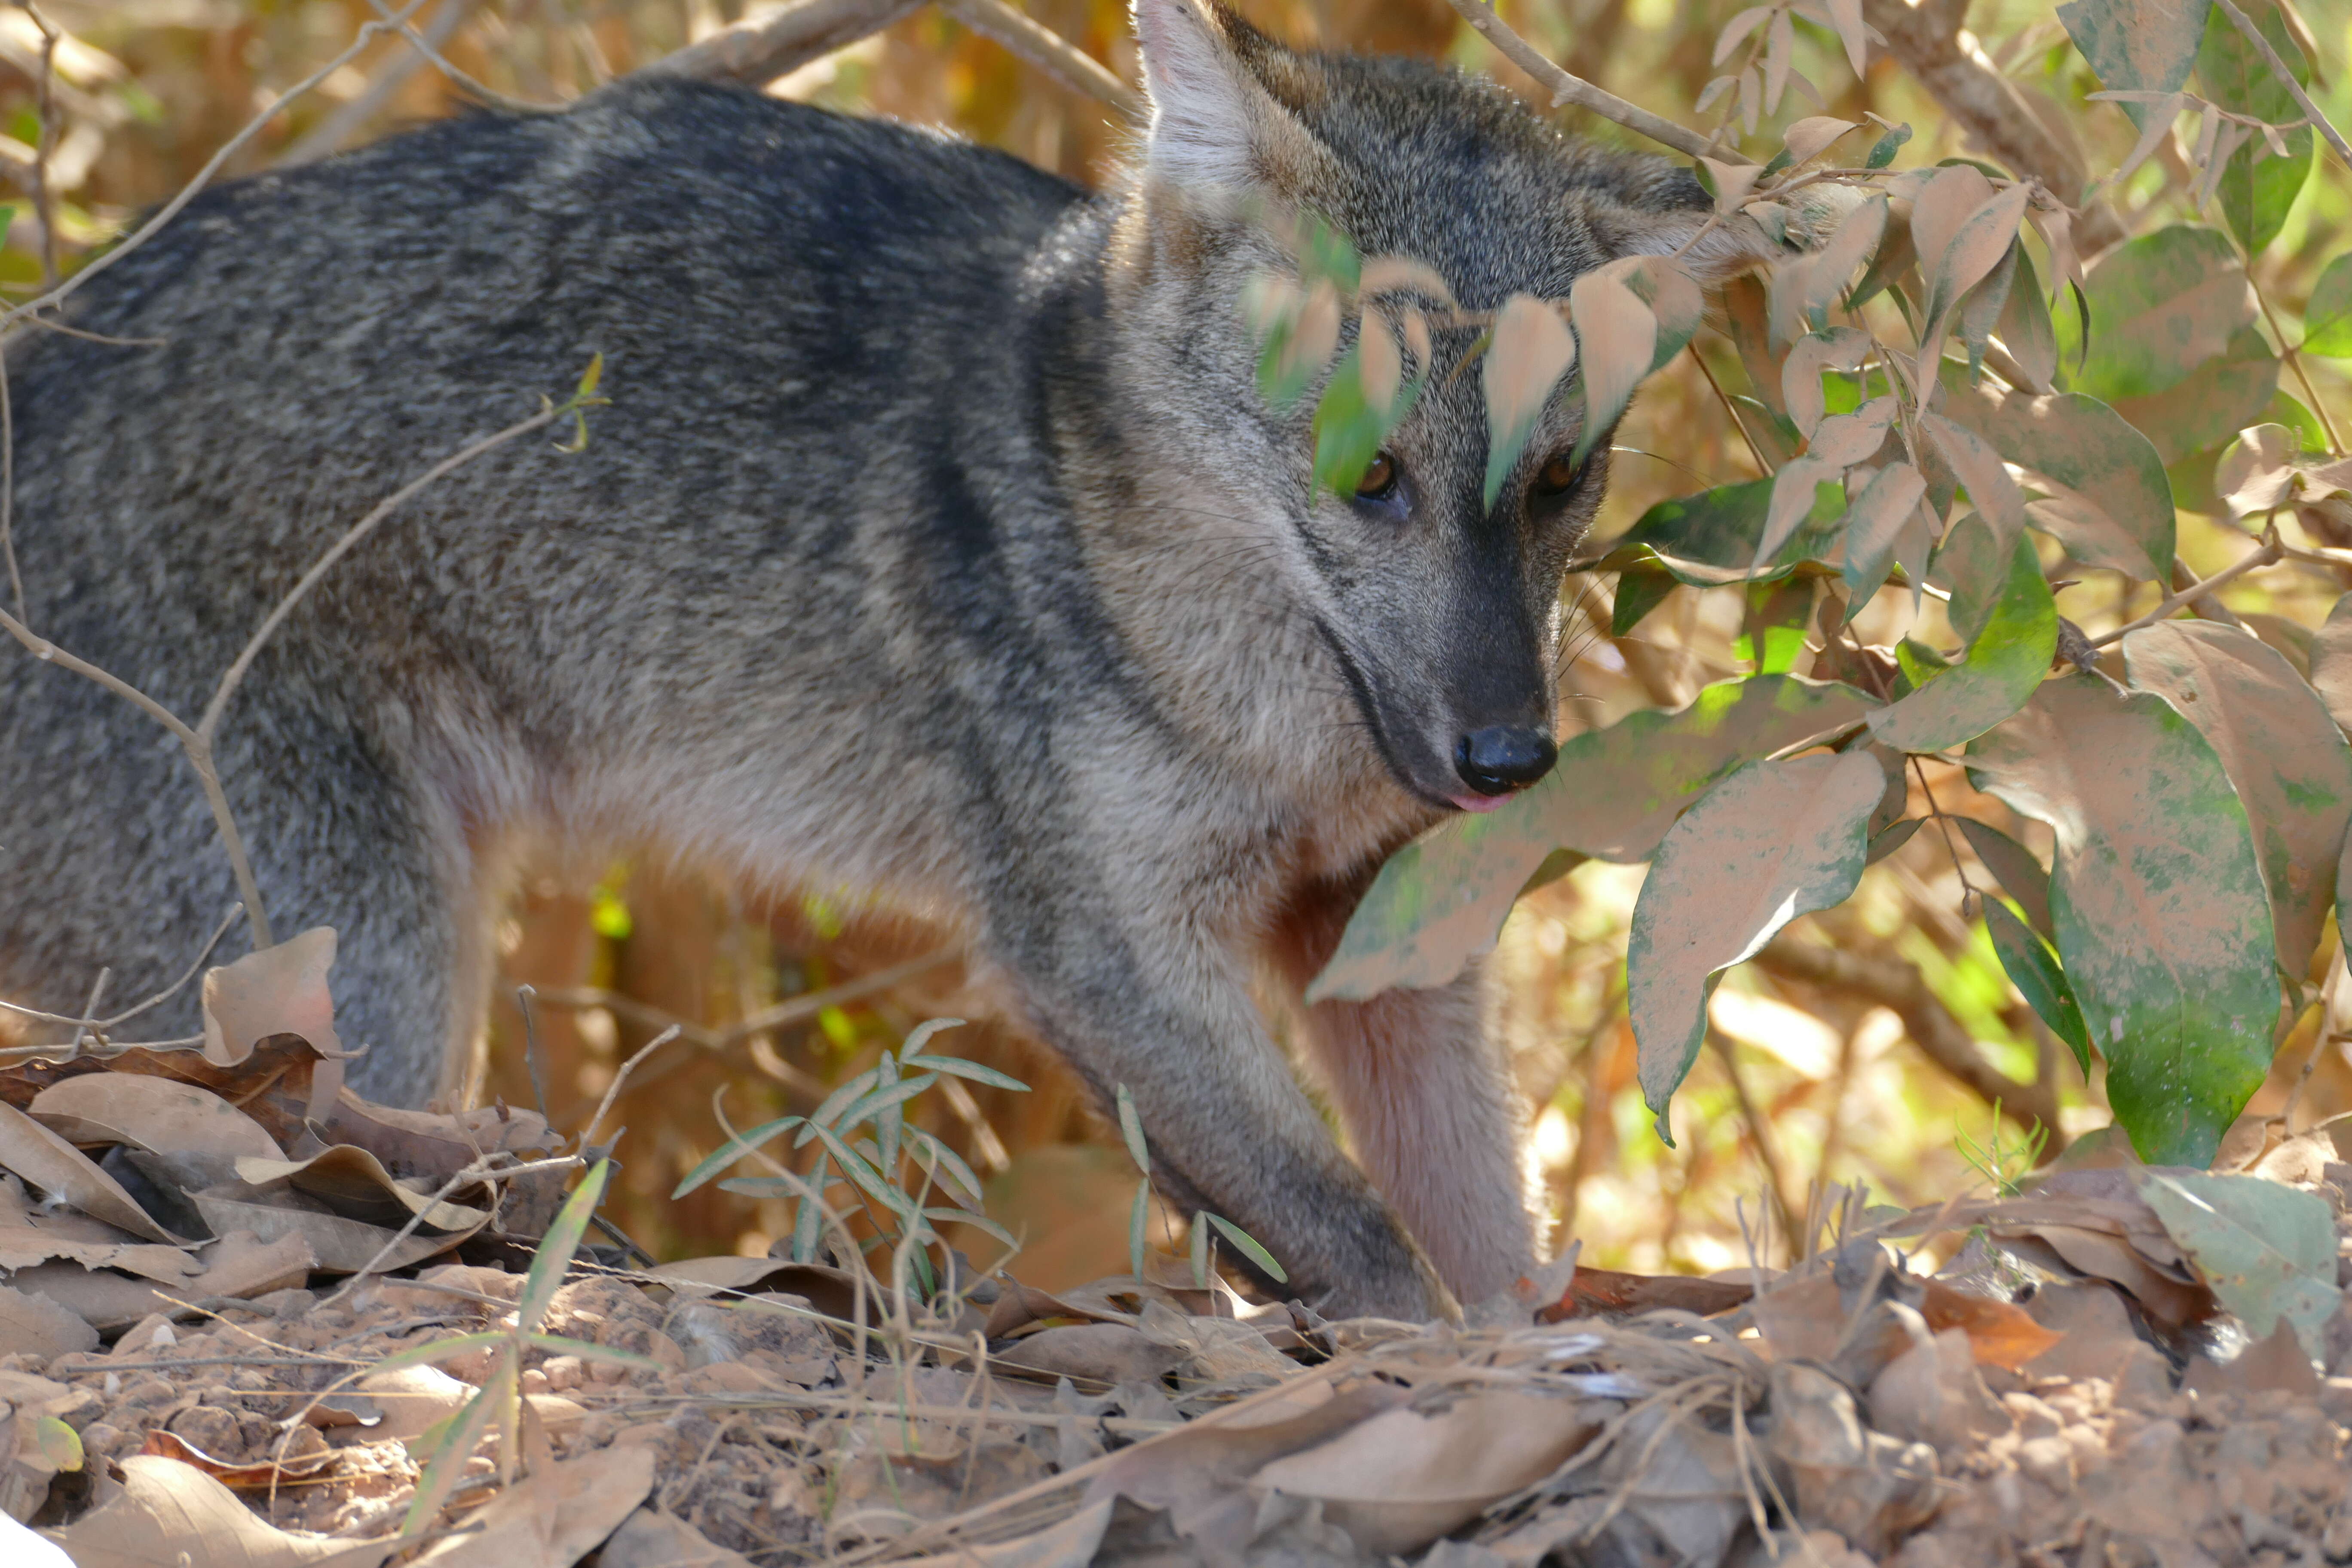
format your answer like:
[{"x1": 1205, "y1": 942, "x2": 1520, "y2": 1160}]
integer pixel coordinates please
[{"x1": 0, "y1": 80, "x2": 1097, "y2": 1084}]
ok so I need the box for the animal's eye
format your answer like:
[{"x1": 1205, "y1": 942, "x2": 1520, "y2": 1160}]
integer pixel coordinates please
[
  {"x1": 1356, "y1": 452, "x2": 1400, "y2": 501},
  {"x1": 1532, "y1": 453, "x2": 1583, "y2": 498}
]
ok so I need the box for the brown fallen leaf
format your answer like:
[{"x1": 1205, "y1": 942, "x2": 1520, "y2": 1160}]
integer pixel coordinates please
[
  {"x1": 139, "y1": 1428, "x2": 340, "y2": 1486},
  {"x1": 29, "y1": 1073, "x2": 285, "y2": 1177},
  {"x1": 7, "y1": 1229, "x2": 314, "y2": 1330},
  {"x1": 1916, "y1": 1279, "x2": 2065, "y2": 1370},
  {"x1": 407, "y1": 1444, "x2": 656, "y2": 1568},
  {"x1": 991, "y1": 1322, "x2": 1185, "y2": 1386},
  {"x1": 41, "y1": 1453, "x2": 405, "y2": 1568},
  {"x1": 0, "y1": 1100, "x2": 195, "y2": 1245},
  {"x1": 0, "y1": 1281, "x2": 101, "y2": 1354},
  {"x1": 191, "y1": 1190, "x2": 473, "y2": 1275},
  {"x1": 1541, "y1": 1267, "x2": 1755, "y2": 1323},
  {"x1": 596, "y1": 1507, "x2": 759, "y2": 1568},
  {"x1": 1750, "y1": 1271, "x2": 1844, "y2": 1363},
  {"x1": 887, "y1": 1498, "x2": 1115, "y2": 1568},
  {"x1": 1085, "y1": 1380, "x2": 1409, "y2": 1554},
  {"x1": 2180, "y1": 1318, "x2": 2320, "y2": 1399},
  {"x1": 202, "y1": 928, "x2": 344, "y2": 1069},
  {"x1": 233, "y1": 1145, "x2": 487, "y2": 1232},
  {"x1": 1251, "y1": 1390, "x2": 1603, "y2": 1556}
]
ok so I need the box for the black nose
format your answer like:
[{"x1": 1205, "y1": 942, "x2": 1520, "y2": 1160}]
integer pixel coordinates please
[{"x1": 1455, "y1": 726, "x2": 1558, "y2": 796}]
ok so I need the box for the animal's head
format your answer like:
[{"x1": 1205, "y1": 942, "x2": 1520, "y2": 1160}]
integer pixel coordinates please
[{"x1": 1106, "y1": 0, "x2": 1779, "y2": 813}]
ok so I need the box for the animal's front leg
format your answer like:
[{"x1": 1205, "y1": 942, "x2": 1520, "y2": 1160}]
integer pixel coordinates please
[
  {"x1": 1269, "y1": 873, "x2": 1541, "y2": 1306},
  {"x1": 984, "y1": 885, "x2": 1455, "y2": 1321}
]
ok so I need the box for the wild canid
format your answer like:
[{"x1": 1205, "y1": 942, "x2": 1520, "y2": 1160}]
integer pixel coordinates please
[{"x1": 1, "y1": 0, "x2": 1780, "y2": 1319}]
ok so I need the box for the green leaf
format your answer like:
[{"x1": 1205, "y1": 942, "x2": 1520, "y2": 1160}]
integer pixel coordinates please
[
  {"x1": 672, "y1": 1115, "x2": 805, "y2": 1199},
  {"x1": 1115, "y1": 1084, "x2": 1151, "y2": 1173},
  {"x1": 2137, "y1": 1172, "x2": 2336, "y2": 1356},
  {"x1": 1190, "y1": 1207, "x2": 1210, "y2": 1286},
  {"x1": 1927, "y1": 510, "x2": 2008, "y2": 645},
  {"x1": 2056, "y1": 226, "x2": 2253, "y2": 403},
  {"x1": 1311, "y1": 345, "x2": 1417, "y2": 497},
  {"x1": 1204, "y1": 1213, "x2": 1288, "y2": 1283},
  {"x1": 2304, "y1": 255, "x2": 2352, "y2": 357},
  {"x1": 909, "y1": 1129, "x2": 987, "y2": 1211},
  {"x1": 1628, "y1": 751, "x2": 1885, "y2": 1140},
  {"x1": 518, "y1": 1158, "x2": 609, "y2": 1335},
  {"x1": 1966, "y1": 679, "x2": 2276, "y2": 1166},
  {"x1": 2194, "y1": 3, "x2": 2313, "y2": 255},
  {"x1": 1129, "y1": 1179, "x2": 1150, "y2": 1279},
  {"x1": 1996, "y1": 245, "x2": 2059, "y2": 392},
  {"x1": 2122, "y1": 620, "x2": 2352, "y2": 976},
  {"x1": 1955, "y1": 817, "x2": 2055, "y2": 937},
  {"x1": 1611, "y1": 567, "x2": 1677, "y2": 636},
  {"x1": 836, "y1": 1073, "x2": 941, "y2": 1135},
  {"x1": 1870, "y1": 533, "x2": 2056, "y2": 753},
  {"x1": 2058, "y1": 0, "x2": 2211, "y2": 129},
  {"x1": 33, "y1": 1415, "x2": 83, "y2": 1472},
  {"x1": 1865, "y1": 122, "x2": 1911, "y2": 168},
  {"x1": 2112, "y1": 325, "x2": 2278, "y2": 465},
  {"x1": 1937, "y1": 373, "x2": 2176, "y2": 585},
  {"x1": 1897, "y1": 637, "x2": 1953, "y2": 691},
  {"x1": 1311, "y1": 675, "x2": 1880, "y2": 1000},
  {"x1": 799, "y1": 1067, "x2": 883, "y2": 1146},
  {"x1": 401, "y1": 1378, "x2": 499, "y2": 1533},
  {"x1": 807, "y1": 1121, "x2": 912, "y2": 1219},
  {"x1": 900, "y1": 1053, "x2": 1030, "y2": 1092},
  {"x1": 1608, "y1": 474, "x2": 1846, "y2": 579},
  {"x1": 1984, "y1": 897, "x2": 2092, "y2": 1073},
  {"x1": 931, "y1": 1206, "x2": 1016, "y2": 1247}
]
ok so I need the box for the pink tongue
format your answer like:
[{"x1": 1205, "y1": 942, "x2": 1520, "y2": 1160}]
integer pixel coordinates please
[{"x1": 1449, "y1": 792, "x2": 1511, "y2": 814}]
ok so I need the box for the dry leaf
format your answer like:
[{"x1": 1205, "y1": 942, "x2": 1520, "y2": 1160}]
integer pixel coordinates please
[
  {"x1": 1359, "y1": 306, "x2": 1403, "y2": 415},
  {"x1": 0, "y1": 1284, "x2": 99, "y2": 1357},
  {"x1": 139, "y1": 1429, "x2": 339, "y2": 1487},
  {"x1": 1250, "y1": 1392, "x2": 1602, "y2": 1556},
  {"x1": 1357, "y1": 254, "x2": 1455, "y2": 308},
  {"x1": 597, "y1": 1510, "x2": 757, "y2": 1568},
  {"x1": 1914, "y1": 1279, "x2": 2065, "y2": 1369},
  {"x1": 201, "y1": 928, "x2": 342, "y2": 1068},
  {"x1": 410, "y1": 1443, "x2": 655, "y2": 1568},
  {"x1": 0, "y1": 1100, "x2": 193, "y2": 1245},
  {"x1": 1713, "y1": 5, "x2": 1771, "y2": 66},
  {"x1": 1700, "y1": 156, "x2": 1763, "y2": 213},
  {"x1": 8, "y1": 1229, "x2": 315, "y2": 1330},
  {"x1": 234, "y1": 1146, "x2": 487, "y2": 1232},
  {"x1": 2215, "y1": 423, "x2": 2298, "y2": 517},
  {"x1": 887, "y1": 1499, "x2": 1114, "y2": 1568},
  {"x1": 191, "y1": 1191, "x2": 466, "y2": 1275},
  {"x1": 1781, "y1": 116, "x2": 1858, "y2": 166},
  {"x1": 44, "y1": 1454, "x2": 404, "y2": 1568},
  {"x1": 30, "y1": 1074, "x2": 285, "y2": 1178},
  {"x1": 1543, "y1": 1266, "x2": 1755, "y2": 1321},
  {"x1": 1782, "y1": 326, "x2": 1872, "y2": 438},
  {"x1": 1920, "y1": 410, "x2": 2027, "y2": 557},
  {"x1": 1566, "y1": 267, "x2": 1657, "y2": 453},
  {"x1": 992, "y1": 1323, "x2": 1185, "y2": 1386}
]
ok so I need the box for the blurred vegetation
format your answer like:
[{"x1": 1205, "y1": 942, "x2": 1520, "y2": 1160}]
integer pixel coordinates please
[{"x1": 15, "y1": 0, "x2": 2350, "y2": 1287}]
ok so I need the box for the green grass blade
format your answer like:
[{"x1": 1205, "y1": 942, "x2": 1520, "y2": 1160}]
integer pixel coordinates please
[
  {"x1": 900, "y1": 1054, "x2": 1030, "y2": 1092},
  {"x1": 672, "y1": 1115, "x2": 804, "y2": 1198},
  {"x1": 517, "y1": 1158, "x2": 609, "y2": 1335},
  {"x1": 1205, "y1": 1213, "x2": 1289, "y2": 1283}
]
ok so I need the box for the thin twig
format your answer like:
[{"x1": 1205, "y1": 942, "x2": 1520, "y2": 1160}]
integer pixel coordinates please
[
  {"x1": 2212, "y1": 0, "x2": 2352, "y2": 173},
  {"x1": 279, "y1": 0, "x2": 493, "y2": 167},
  {"x1": 1440, "y1": 0, "x2": 1739, "y2": 165},
  {"x1": 20, "y1": 1, "x2": 58, "y2": 291},
  {"x1": 0, "y1": 0, "x2": 435, "y2": 337},
  {"x1": 1687, "y1": 341, "x2": 1770, "y2": 478},
  {"x1": 640, "y1": 0, "x2": 925, "y2": 86},
  {"x1": 196, "y1": 403, "x2": 565, "y2": 748},
  {"x1": 938, "y1": 0, "x2": 1143, "y2": 119},
  {"x1": 2087, "y1": 534, "x2": 2284, "y2": 647},
  {"x1": 580, "y1": 1025, "x2": 683, "y2": 1148},
  {"x1": 2250, "y1": 270, "x2": 2344, "y2": 456}
]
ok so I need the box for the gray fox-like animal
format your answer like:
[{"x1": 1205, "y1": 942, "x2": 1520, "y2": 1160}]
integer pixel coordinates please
[{"x1": 1, "y1": 0, "x2": 1788, "y2": 1320}]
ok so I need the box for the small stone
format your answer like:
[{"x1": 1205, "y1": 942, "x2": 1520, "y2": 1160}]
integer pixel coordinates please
[{"x1": 540, "y1": 1355, "x2": 582, "y2": 1392}]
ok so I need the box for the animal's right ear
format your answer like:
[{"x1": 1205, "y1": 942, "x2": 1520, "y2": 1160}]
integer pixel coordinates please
[{"x1": 1131, "y1": 0, "x2": 1325, "y2": 194}]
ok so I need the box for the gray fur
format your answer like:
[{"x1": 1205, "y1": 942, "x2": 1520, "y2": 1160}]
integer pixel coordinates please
[{"x1": 0, "y1": 0, "x2": 1752, "y2": 1319}]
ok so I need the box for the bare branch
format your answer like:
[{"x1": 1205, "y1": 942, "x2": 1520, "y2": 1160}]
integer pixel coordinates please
[
  {"x1": 639, "y1": 0, "x2": 926, "y2": 86},
  {"x1": 1751, "y1": 933, "x2": 2065, "y2": 1142},
  {"x1": 2212, "y1": 0, "x2": 2351, "y2": 173},
  {"x1": 1859, "y1": 0, "x2": 2125, "y2": 254},
  {"x1": 1442, "y1": 0, "x2": 1739, "y2": 165},
  {"x1": 19, "y1": 0, "x2": 60, "y2": 290},
  {"x1": 280, "y1": 0, "x2": 493, "y2": 168},
  {"x1": 2088, "y1": 534, "x2": 2284, "y2": 648},
  {"x1": 938, "y1": 0, "x2": 1144, "y2": 120}
]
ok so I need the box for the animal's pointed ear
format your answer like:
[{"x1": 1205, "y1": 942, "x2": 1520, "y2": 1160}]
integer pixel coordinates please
[{"x1": 1131, "y1": 0, "x2": 1324, "y2": 191}]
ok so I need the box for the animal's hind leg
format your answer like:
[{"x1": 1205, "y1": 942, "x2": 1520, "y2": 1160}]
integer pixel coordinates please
[{"x1": 1267, "y1": 873, "x2": 1540, "y2": 1306}]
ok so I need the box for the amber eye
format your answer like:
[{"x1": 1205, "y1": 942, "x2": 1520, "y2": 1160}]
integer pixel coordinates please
[
  {"x1": 1356, "y1": 452, "x2": 1400, "y2": 500},
  {"x1": 1533, "y1": 453, "x2": 1583, "y2": 496}
]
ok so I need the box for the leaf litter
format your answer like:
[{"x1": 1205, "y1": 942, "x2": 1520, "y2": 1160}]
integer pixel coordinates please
[{"x1": 7, "y1": 937, "x2": 2352, "y2": 1568}]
